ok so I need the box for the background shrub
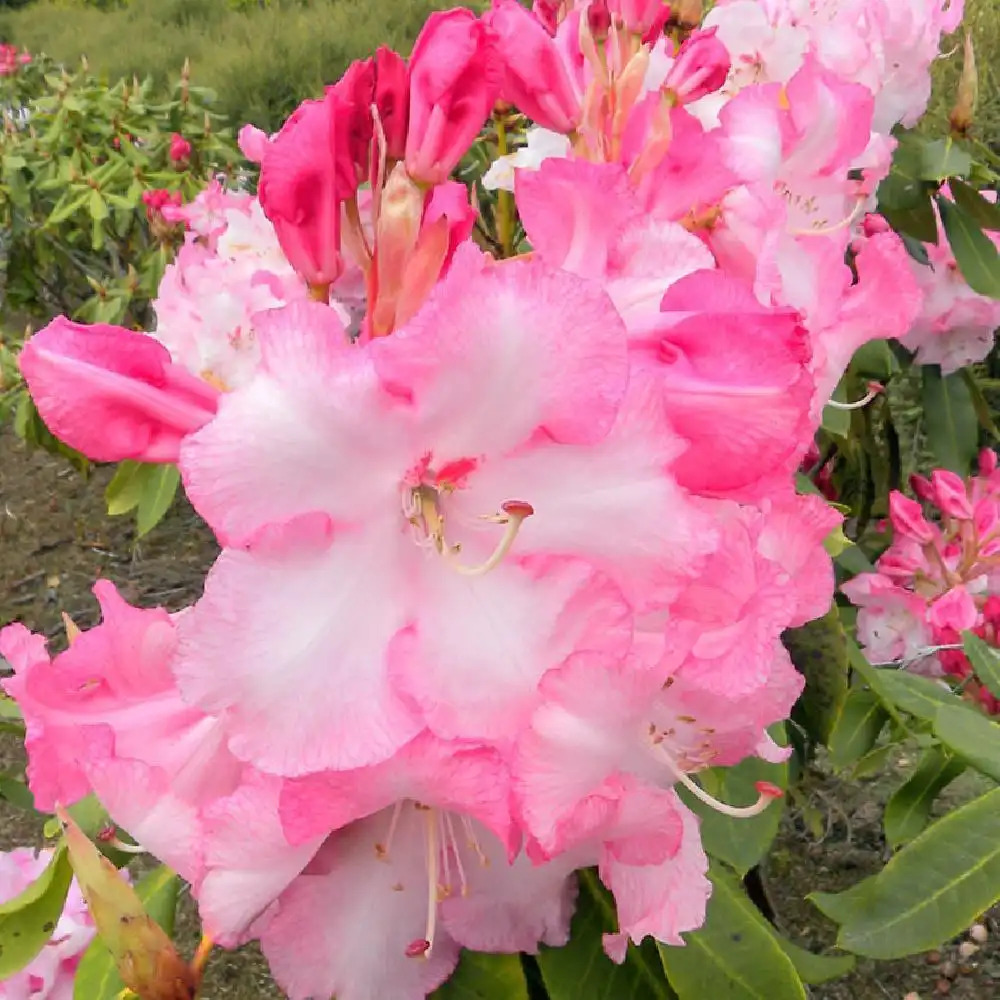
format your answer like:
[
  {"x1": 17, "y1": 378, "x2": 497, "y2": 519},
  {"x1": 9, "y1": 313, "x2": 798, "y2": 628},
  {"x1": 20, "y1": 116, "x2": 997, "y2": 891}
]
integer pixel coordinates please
[{"x1": 0, "y1": 0, "x2": 486, "y2": 131}]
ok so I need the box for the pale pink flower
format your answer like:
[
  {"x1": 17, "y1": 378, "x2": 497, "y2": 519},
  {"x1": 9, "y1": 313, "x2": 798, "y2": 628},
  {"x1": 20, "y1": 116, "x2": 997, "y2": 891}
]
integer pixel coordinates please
[
  {"x1": 174, "y1": 251, "x2": 710, "y2": 777},
  {"x1": 0, "y1": 849, "x2": 94, "y2": 1000}
]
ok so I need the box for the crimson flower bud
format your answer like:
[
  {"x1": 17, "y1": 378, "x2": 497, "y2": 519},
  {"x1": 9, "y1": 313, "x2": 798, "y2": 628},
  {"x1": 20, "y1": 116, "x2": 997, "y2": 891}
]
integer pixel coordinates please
[
  {"x1": 664, "y1": 27, "x2": 730, "y2": 105},
  {"x1": 486, "y1": 0, "x2": 582, "y2": 134},
  {"x1": 168, "y1": 132, "x2": 191, "y2": 163},
  {"x1": 374, "y1": 47, "x2": 410, "y2": 162},
  {"x1": 405, "y1": 9, "x2": 503, "y2": 186},
  {"x1": 258, "y1": 90, "x2": 347, "y2": 287}
]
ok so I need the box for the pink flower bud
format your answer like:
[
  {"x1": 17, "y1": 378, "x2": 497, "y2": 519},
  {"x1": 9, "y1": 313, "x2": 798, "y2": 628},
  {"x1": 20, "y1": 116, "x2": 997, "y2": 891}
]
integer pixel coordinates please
[
  {"x1": 168, "y1": 132, "x2": 191, "y2": 163},
  {"x1": 862, "y1": 213, "x2": 891, "y2": 236},
  {"x1": 405, "y1": 9, "x2": 503, "y2": 186},
  {"x1": 258, "y1": 90, "x2": 347, "y2": 286},
  {"x1": 909, "y1": 473, "x2": 935, "y2": 502},
  {"x1": 664, "y1": 27, "x2": 730, "y2": 105},
  {"x1": 609, "y1": 0, "x2": 670, "y2": 37},
  {"x1": 889, "y1": 491, "x2": 935, "y2": 544},
  {"x1": 532, "y1": 0, "x2": 563, "y2": 34},
  {"x1": 18, "y1": 318, "x2": 218, "y2": 463},
  {"x1": 238, "y1": 124, "x2": 271, "y2": 164},
  {"x1": 374, "y1": 47, "x2": 410, "y2": 162},
  {"x1": 587, "y1": 0, "x2": 612, "y2": 40},
  {"x1": 486, "y1": 0, "x2": 582, "y2": 134},
  {"x1": 931, "y1": 469, "x2": 974, "y2": 520},
  {"x1": 980, "y1": 448, "x2": 998, "y2": 476},
  {"x1": 332, "y1": 58, "x2": 376, "y2": 185}
]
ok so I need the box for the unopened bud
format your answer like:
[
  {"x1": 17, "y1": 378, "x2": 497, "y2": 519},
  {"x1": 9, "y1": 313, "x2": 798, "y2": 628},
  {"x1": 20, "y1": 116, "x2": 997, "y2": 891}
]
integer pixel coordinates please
[
  {"x1": 587, "y1": 0, "x2": 612, "y2": 40},
  {"x1": 889, "y1": 491, "x2": 936, "y2": 544},
  {"x1": 949, "y1": 32, "x2": 977, "y2": 137}
]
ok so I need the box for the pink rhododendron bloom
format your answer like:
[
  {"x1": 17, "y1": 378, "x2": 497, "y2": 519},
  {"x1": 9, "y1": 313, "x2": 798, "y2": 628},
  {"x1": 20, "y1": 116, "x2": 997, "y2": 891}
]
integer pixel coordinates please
[
  {"x1": 175, "y1": 253, "x2": 711, "y2": 776},
  {"x1": 405, "y1": 9, "x2": 503, "y2": 184},
  {"x1": 0, "y1": 849, "x2": 94, "y2": 999},
  {"x1": 0, "y1": 583, "x2": 240, "y2": 882},
  {"x1": 663, "y1": 28, "x2": 730, "y2": 105},
  {"x1": 899, "y1": 199, "x2": 1000, "y2": 373},
  {"x1": 844, "y1": 450, "x2": 1000, "y2": 712},
  {"x1": 18, "y1": 318, "x2": 219, "y2": 463}
]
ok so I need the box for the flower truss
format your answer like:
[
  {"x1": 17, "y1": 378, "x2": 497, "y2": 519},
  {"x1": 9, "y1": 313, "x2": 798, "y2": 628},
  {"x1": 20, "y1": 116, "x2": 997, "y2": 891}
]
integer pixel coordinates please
[
  {"x1": 2, "y1": 1, "x2": 971, "y2": 998},
  {"x1": 844, "y1": 450, "x2": 1000, "y2": 714}
]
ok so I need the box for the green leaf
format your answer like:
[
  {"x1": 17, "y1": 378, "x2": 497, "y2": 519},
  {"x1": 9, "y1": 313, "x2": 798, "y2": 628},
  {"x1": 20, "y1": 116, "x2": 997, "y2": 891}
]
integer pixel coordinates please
[
  {"x1": 45, "y1": 190, "x2": 90, "y2": 226},
  {"x1": 88, "y1": 187, "x2": 109, "y2": 221},
  {"x1": 949, "y1": 179, "x2": 1000, "y2": 231},
  {"x1": 774, "y1": 937, "x2": 854, "y2": 985},
  {"x1": 921, "y1": 365, "x2": 979, "y2": 475},
  {"x1": 783, "y1": 608, "x2": 849, "y2": 745},
  {"x1": 884, "y1": 747, "x2": 966, "y2": 848},
  {"x1": 0, "y1": 772, "x2": 36, "y2": 811},
  {"x1": 73, "y1": 866, "x2": 181, "y2": 1000},
  {"x1": 0, "y1": 843, "x2": 74, "y2": 978},
  {"x1": 870, "y1": 669, "x2": 955, "y2": 721},
  {"x1": 961, "y1": 630, "x2": 1000, "y2": 699},
  {"x1": 827, "y1": 689, "x2": 886, "y2": 769},
  {"x1": 135, "y1": 464, "x2": 179, "y2": 537},
  {"x1": 933, "y1": 703, "x2": 1000, "y2": 781},
  {"x1": 960, "y1": 369, "x2": 1000, "y2": 441},
  {"x1": 537, "y1": 869, "x2": 675, "y2": 1000},
  {"x1": 658, "y1": 864, "x2": 806, "y2": 1000},
  {"x1": 105, "y1": 460, "x2": 145, "y2": 516},
  {"x1": 919, "y1": 139, "x2": 973, "y2": 181},
  {"x1": 683, "y1": 728, "x2": 788, "y2": 876},
  {"x1": 105, "y1": 462, "x2": 180, "y2": 536},
  {"x1": 937, "y1": 196, "x2": 1000, "y2": 299},
  {"x1": 433, "y1": 952, "x2": 530, "y2": 1000},
  {"x1": 811, "y1": 787, "x2": 1000, "y2": 958}
]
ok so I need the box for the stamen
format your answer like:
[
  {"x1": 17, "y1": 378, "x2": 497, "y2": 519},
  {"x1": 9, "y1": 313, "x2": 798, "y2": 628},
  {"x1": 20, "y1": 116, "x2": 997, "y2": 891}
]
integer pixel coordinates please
[
  {"x1": 375, "y1": 800, "x2": 404, "y2": 860},
  {"x1": 788, "y1": 195, "x2": 867, "y2": 236},
  {"x1": 445, "y1": 813, "x2": 470, "y2": 897},
  {"x1": 437, "y1": 811, "x2": 452, "y2": 900},
  {"x1": 826, "y1": 382, "x2": 883, "y2": 411},
  {"x1": 422, "y1": 809, "x2": 439, "y2": 957},
  {"x1": 442, "y1": 501, "x2": 534, "y2": 577},
  {"x1": 657, "y1": 744, "x2": 783, "y2": 818},
  {"x1": 461, "y1": 815, "x2": 490, "y2": 867}
]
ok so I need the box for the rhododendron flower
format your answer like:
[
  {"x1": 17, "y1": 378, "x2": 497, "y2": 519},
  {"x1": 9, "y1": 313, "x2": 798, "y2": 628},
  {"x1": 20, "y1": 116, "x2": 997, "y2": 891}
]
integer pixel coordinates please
[
  {"x1": 0, "y1": 848, "x2": 94, "y2": 999},
  {"x1": 0, "y1": 583, "x2": 240, "y2": 882},
  {"x1": 405, "y1": 9, "x2": 503, "y2": 185},
  {"x1": 898, "y1": 199, "x2": 1000, "y2": 373},
  {"x1": 169, "y1": 131, "x2": 192, "y2": 163},
  {"x1": 175, "y1": 253, "x2": 711, "y2": 776},
  {"x1": 19, "y1": 318, "x2": 219, "y2": 463},
  {"x1": 663, "y1": 28, "x2": 730, "y2": 105},
  {"x1": 844, "y1": 450, "x2": 1000, "y2": 713}
]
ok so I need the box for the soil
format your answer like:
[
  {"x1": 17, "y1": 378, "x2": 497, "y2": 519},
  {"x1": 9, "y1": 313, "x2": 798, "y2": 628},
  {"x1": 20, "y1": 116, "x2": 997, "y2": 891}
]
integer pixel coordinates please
[{"x1": 0, "y1": 422, "x2": 998, "y2": 1000}]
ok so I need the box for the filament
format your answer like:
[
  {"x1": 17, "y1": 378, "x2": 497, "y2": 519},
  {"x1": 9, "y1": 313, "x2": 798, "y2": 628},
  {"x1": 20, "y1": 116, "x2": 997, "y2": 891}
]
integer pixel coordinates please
[
  {"x1": 826, "y1": 382, "x2": 883, "y2": 411},
  {"x1": 657, "y1": 745, "x2": 781, "y2": 818}
]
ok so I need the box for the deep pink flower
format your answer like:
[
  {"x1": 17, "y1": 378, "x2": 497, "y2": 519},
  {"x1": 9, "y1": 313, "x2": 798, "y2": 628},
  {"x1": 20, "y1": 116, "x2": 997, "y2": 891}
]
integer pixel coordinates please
[
  {"x1": 169, "y1": 132, "x2": 192, "y2": 163},
  {"x1": 258, "y1": 90, "x2": 349, "y2": 286},
  {"x1": 609, "y1": 0, "x2": 670, "y2": 37},
  {"x1": 486, "y1": 0, "x2": 582, "y2": 134},
  {"x1": 664, "y1": 28, "x2": 731, "y2": 105},
  {"x1": 405, "y1": 9, "x2": 503, "y2": 185},
  {"x1": 374, "y1": 46, "x2": 411, "y2": 161},
  {"x1": 19, "y1": 317, "x2": 219, "y2": 463}
]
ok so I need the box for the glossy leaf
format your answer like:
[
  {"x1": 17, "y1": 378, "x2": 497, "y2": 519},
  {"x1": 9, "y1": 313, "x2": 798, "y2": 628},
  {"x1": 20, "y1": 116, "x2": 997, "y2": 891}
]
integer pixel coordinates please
[
  {"x1": 919, "y1": 139, "x2": 973, "y2": 181},
  {"x1": 921, "y1": 365, "x2": 980, "y2": 475},
  {"x1": 105, "y1": 461, "x2": 180, "y2": 537},
  {"x1": 932, "y1": 704, "x2": 1000, "y2": 781},
  {"x1": 869, "y1": 668, "x2": 955, "y2": 721},
  {"x1": 961, "y1": 630, "x2": 1000, "y2": 699},
  {"x1": 433, "y1": 952, "x2": 530, "y2": 1000},
  {"x1": 658, "y1": 865, "x2": 806, "y2": 1000},
  {"x1": 0, "y1": 843, "x2": 74, "y2": 978},
  {"x1": 937, "y1": 195, "x2": 1000, "y2": 299},
  {"x1": 812, "y1": 788, "x2": 1000, "y2": 959},
  {"x1": 827, "y1": 689, "x2": 886, "y2": 768},
  {"x1": 950, "y1": 178, "x2": 1000, "y2": 231},
  {"x1": 537, "y1": 869, "x2": 675, "y2": 1000},
  {"x1": 884, "y1": 747, "x2": 966, "y2": 848}
]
